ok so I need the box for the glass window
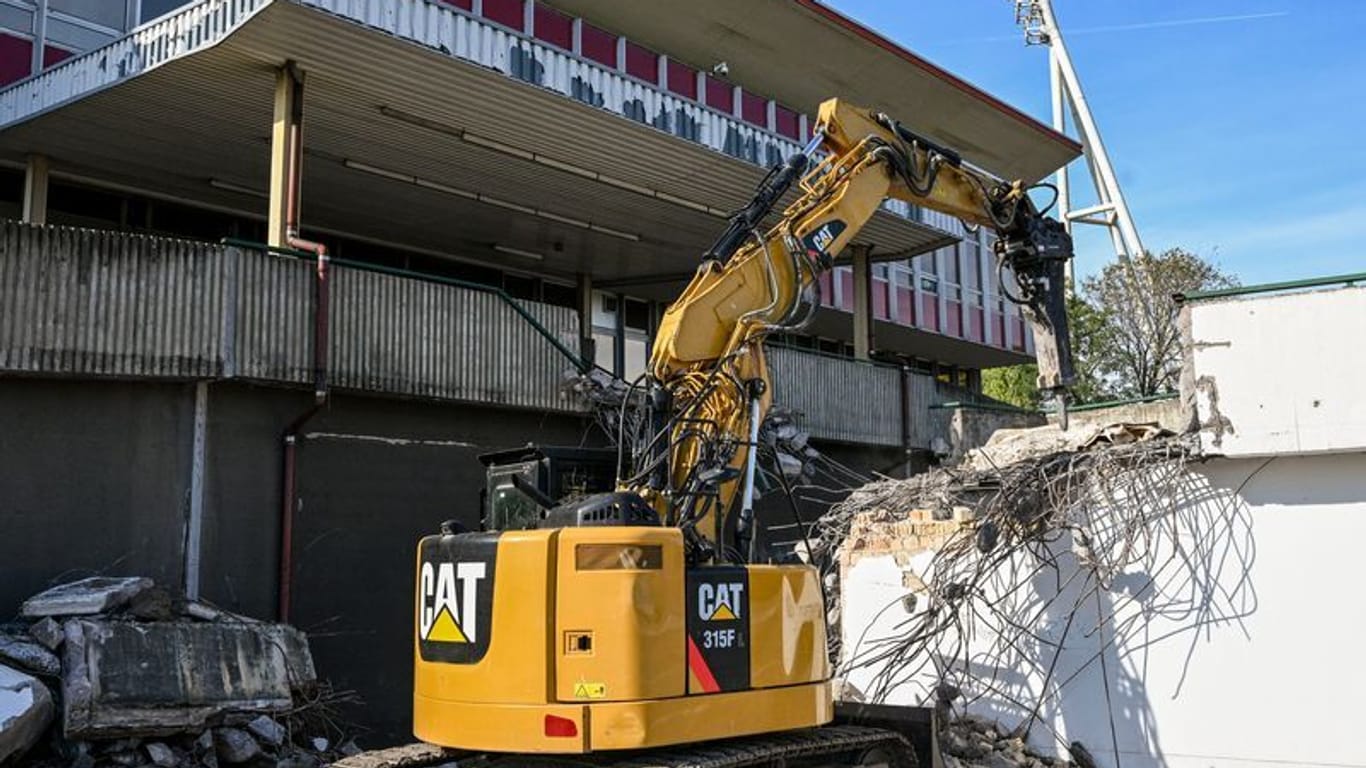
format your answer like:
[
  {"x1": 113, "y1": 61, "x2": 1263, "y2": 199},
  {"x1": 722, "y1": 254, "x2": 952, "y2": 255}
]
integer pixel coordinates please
[
  {"x1": 623, "y1": 337, "x2": 647, "y2": 382},
  {"x1": 592, "y1": 331, "x2": 616, "y2": 372},
  {"x1": 140, "y1": 0, "x2": 191, "y2": 23},
  {"x1": 944, "y1": 247, "x2": 960, "y2": 285},
  {"x1": 50, "y1": 0, "x2": 126, "y2": 29},
  {"x1": 624, "y1": 299, "x2": 650, "y2": 332}
]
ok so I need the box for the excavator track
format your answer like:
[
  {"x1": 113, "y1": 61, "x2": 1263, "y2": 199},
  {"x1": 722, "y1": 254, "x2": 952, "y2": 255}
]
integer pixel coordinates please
[{"x1": 334, "y1": 725, "x2": 917, "y2": 768}]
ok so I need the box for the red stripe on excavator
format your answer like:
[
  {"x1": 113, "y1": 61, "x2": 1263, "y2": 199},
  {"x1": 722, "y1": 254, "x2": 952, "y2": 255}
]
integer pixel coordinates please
[{"x1": 686, "y1": 636, "x2": 721, "y2": 693}]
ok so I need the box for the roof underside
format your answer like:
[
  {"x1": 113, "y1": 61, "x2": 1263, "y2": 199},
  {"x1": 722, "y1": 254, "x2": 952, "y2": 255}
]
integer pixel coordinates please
[
  {"x1": 546, "y1": 0, "x2": 1081, "y2": 183},
  {"x1": 0, "y1": 1, "x2": 971, "y2": 296}
]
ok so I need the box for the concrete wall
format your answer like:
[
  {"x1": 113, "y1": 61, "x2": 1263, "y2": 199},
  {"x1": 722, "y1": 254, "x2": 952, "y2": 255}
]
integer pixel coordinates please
[
  {"x1": 1184, "y1": 285, "x2": 1366, "y2": 457},
  {"x1": 839, "y1": 452, "x2": 1366, "y2": 768},
  {"x1": 0, "y1": 377, "x2": 592, "y2": 743}
]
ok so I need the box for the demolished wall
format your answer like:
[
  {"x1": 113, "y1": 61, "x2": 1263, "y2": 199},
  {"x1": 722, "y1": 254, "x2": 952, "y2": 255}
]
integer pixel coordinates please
[{"x1": 830, "y1": 283, "x2": 1366, "y2": 768}]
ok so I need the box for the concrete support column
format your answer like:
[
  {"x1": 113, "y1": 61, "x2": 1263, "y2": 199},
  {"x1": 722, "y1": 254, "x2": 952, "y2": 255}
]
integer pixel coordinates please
[
  {"x1": 577, "y1": 273, "x2": 594, "y2": 364},
  {"x1": 267, "y1": 64, "x2": 302, "y2": 249},
  {"x1": 851, "y1": 244, "x2": 873, "y2": 360},
  {"x1": 22, "y1": 154, "x2": 49, "y2": 225}
]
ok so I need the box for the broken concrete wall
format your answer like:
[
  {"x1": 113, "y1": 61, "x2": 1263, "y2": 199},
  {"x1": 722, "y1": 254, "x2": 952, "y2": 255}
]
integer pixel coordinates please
[
  {"x1": 61, "y1": 619, "x2": 315, "y2": 739},
  {"x1": 0, "y1": 378, "x2": 593, "y2": 745},
  {"x1": 1182, "y1": 284, "x2": 1366, "y2": 457},
  {"x1": 839, "y1": 451, "x2": 1366, "y2": 768},
  {"x1": 946, "y1": 406, "x2": 1047, "y2": 462}
]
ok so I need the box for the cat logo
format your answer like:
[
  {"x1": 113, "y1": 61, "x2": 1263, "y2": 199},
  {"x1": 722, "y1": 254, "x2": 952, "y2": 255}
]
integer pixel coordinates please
[
  {"x1": 810, "y1": 225, "x2": 835, "y2": 254},
  {"x1": 697, "y1": 582, "x2": 744, "y2": 622},
  {"x1": 419, "y1": 561, "x2": 486, "y2": 644}
]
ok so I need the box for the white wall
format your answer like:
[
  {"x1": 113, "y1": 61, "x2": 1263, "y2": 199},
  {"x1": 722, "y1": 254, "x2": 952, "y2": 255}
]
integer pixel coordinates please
[
  {"x1": 1187, "y1": 285, "x2": 1366, "y2": 457},
  {"x1": 840, "y1": 453, "x2": 1366, "y2": 768}
]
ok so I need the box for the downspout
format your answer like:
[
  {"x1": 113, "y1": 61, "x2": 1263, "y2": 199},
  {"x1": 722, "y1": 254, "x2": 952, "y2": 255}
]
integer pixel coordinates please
[{"x1": 278, "y1": 63, "x2": 330, "y2": 623}]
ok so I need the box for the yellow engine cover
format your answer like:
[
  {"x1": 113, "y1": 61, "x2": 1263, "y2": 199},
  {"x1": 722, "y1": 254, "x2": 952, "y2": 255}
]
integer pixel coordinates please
[{"x1": 412, "y1": 526, "x2": 832, "y2": 753}]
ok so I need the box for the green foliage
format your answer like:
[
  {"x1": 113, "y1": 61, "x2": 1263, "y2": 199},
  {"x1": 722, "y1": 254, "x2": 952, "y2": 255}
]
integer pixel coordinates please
[
  {"x1": 983, "y1": 248, "x2": 1237, "y2": 405},
  {"x1": 981, "y1": 363, "x2": 1040, "y2": 409},
  {"x1": 1079, "y1": 248, "x2": 1237, "y2": 398}
]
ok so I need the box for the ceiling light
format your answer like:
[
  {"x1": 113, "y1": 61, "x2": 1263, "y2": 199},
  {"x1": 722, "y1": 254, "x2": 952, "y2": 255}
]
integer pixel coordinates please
[
  {"x1": 208, "y1": 178, "x2": 267, "y2": 198},
  {"x1": 342, "y1": 157, "x2": 642, "y2": 243},
  {"x1": 494, "y1": 244, "x2": 544, "y2": 261}
]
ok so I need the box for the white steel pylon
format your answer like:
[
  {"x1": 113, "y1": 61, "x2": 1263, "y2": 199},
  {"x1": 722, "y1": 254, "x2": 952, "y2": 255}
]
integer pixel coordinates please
[{"x1": 1014, "y1": 0, "x2": 1146, "y2": 282}]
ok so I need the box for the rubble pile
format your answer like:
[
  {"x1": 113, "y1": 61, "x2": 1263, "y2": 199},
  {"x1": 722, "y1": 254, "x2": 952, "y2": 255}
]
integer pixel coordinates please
[
  {"x1": 0, "y1": 577, "x2": 361, "y2": 767},
  {"x1": 938, "y1": 716, "x2": 1084, "y2": 768}
]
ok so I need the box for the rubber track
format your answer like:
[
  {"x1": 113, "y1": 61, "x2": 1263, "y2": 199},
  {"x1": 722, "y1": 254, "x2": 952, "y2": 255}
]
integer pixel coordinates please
[{"x1": 336, "y1": 725, "x2": 916, "y2": 768}]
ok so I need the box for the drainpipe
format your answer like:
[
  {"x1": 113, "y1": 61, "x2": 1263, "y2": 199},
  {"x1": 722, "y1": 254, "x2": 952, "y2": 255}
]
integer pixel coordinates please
[{"x1": 278, "y1": 63, "x2": 330, "y2": 623}]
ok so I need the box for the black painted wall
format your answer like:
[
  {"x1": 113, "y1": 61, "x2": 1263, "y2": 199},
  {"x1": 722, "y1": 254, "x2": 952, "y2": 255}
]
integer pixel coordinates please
[{"x1": 0, "y1": 376, "x2": 920, "y2": 746}]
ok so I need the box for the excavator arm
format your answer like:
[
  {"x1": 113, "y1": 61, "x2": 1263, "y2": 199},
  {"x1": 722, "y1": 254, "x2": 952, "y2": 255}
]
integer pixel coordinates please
[{"x1": 634, "y1": 99, "x2": 1075, "y2": 563}]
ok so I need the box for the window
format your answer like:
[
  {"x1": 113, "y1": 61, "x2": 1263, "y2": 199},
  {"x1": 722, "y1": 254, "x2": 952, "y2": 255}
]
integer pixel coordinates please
[
  {"x1": 50, "y1": 0, "x2": 126, "y2": 29},
  {"x1": 140, "y1": 0, "x2": 192, "y2": 23}
]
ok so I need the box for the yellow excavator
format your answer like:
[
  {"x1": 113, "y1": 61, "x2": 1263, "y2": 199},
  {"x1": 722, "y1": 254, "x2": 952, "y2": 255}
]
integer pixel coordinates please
[{"x1": 392, "y1": 98, "x2": 1074, "y2": 768}]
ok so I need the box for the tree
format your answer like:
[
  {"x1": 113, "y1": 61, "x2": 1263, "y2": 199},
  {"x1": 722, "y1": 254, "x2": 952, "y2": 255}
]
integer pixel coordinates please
[
  {"x1": 1081, "y1": 248, "x2": 1236, "y2": 398},
  {"x1": 981, "y1": 362, "x2": 1041, "y2": 409},
  {"x1": 982, "y1": 250, "x2": 1235, "y2": 405}
]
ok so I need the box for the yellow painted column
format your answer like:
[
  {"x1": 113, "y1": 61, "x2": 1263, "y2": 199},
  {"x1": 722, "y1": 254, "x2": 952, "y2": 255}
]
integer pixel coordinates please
[{"x1": 267, "y1": 63, "x2": 302, "y2": 249}]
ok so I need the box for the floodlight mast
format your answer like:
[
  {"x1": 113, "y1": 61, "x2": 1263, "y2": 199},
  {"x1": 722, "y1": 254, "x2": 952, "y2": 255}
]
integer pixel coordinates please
[{"x1": 1014, "y1": 0, "x2": 1146, "y2": 285}]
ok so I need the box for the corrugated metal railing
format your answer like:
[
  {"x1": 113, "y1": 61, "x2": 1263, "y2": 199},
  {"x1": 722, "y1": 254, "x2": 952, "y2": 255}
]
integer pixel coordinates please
[
  {"x1": 765, "y1": 343, "x2": 966, "y2": 450},
  {"x1": 0, "y1": 221, "x2": 583, "y2": 413},
  {"x1": 301, "y1": 0, "x2": 805, "y2": 169},
  {"x1": 0, "y1": 0, "x2": 272, "y2": 126}
]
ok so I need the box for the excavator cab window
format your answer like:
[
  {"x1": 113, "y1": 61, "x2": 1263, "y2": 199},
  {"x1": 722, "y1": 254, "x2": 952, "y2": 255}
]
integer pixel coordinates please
[{"x1": 477, "y1": 445, "x2": 619, "y2": 531}]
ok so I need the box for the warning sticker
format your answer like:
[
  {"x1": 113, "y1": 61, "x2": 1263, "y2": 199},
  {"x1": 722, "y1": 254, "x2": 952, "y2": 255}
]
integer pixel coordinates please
[{"x1": 572, "y1": 682, "x2": 607, "y2": 699}]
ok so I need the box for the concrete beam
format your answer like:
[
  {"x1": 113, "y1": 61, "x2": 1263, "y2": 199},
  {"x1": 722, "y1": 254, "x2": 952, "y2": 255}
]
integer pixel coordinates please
[
  {"x1": 267, "y1": 65, "x2": 302, "y2": 249},
  {"x1": 22, "y1": 154, "x2": 49, "y2": 225},
  {"x1": 851, "y1": 245, "x2": 873, "y2": 360}
]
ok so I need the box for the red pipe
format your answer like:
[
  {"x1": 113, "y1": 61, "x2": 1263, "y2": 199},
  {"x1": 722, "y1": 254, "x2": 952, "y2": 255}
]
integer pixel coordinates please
[{"x1": 278, "y1": 63, "x2": 331, "y2": 623}]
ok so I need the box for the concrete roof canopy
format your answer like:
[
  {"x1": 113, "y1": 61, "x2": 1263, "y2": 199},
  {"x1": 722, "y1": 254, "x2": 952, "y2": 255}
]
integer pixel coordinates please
[{"x1": 0, "y1": 0, "x2": 1068, "y2": 365}]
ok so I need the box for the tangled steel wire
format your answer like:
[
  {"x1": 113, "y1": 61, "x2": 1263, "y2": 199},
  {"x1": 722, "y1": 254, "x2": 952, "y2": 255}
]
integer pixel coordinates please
[{"x1": 820, "y1": 432, "x2": 1259, "y2": 754}]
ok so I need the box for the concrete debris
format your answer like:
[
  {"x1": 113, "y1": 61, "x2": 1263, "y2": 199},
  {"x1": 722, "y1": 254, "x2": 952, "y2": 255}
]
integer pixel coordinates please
[
  {"x1": 961, "y1": 420, "x2": 1172, "y2": 473},
  {"x1": 245, "y1": 714, "x2": 287, "y2": 747},
  {"x1": 213, "y1": 727, "x2": 260, "y2": 764},
  {"x1": 20, "y1": 577, "x2": 153, "y2": 618},
  {"x1": 940, "y1": 716, "x2": 1072, "y2": 768},
  {"x1": 27, "y1": 617, "x2": 65, "y2": 651},
  {"x1": 5, "y1": 576, "x2": 362, "y2": 768},
  {"x1": 0, "y1": 633, "x2": 62, "y2": 677},
  {"x1": 0, "y1": 663, "x2": 55, "y2": 764},
  {"x1": 144, "y1": 741, "x2": 178, "y2": 767},
  {"x1": 62, "y1": 618, "x2": 316, "y2": 738}
]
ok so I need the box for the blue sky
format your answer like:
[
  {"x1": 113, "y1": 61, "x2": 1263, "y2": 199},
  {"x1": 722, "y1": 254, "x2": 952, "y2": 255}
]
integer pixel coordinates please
[{"x1": 825, "y1": 1, "x2": 1366, "y2": 285}]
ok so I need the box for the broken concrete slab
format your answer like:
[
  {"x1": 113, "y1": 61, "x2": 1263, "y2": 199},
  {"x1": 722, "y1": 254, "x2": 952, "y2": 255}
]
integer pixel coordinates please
[
  {"x1": 245, "y1": 714, "x2": 286, "y2": 747},
  {"x1": 213, "y1": 727, "x2": 260, "y2": 764},
  {"x1": 0, "y1": 663, "x2": 54, "y2": 764},
  {"x1": 28, "y1": 617, "x2": 65, "y2": 651},
  {"x1": 21, "y1": 576, "x2": 153, "y2": 618},
  {"x1": 61, "y1": 619, "x2": 316, "y2": 739},
  {"x1": 0, "y1": 633, "x2": 61, "y2": 677}
]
